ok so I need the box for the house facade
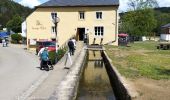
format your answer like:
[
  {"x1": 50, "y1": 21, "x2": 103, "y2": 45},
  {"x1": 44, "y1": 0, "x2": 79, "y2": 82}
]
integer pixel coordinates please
[
  {"x1": 21, "y1": 21, "x2": 27, "y2": 38},
  {"x1": 26, "y1": 0, "x2": 119, "y2": 50},
  {"x1": 161, "y1": 23, "x2": 170, "y2": 41}
]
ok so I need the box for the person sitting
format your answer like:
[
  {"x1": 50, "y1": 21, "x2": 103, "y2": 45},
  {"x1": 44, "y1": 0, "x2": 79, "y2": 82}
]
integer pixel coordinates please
[
  {"x1": 40, "y1": 47, "x2": 49, "y2": 70},
  {"x1": 39, "y1": 47, "x2": 53, "y2": 70}
]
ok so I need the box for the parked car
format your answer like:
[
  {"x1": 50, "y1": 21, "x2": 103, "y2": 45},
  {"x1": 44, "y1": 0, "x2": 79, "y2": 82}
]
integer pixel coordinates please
[
  {"x1": 36, "y1": 41, "x2": 56, "y2": 54},
  {"x1": 118, "y1": 33, "x2": 128, "y2": 46}
]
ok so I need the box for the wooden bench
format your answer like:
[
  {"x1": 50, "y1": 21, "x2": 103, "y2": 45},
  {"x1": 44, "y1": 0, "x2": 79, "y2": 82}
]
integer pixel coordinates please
[{"x1": 157, "y1": 42, "x2": 170, "y2": 50}]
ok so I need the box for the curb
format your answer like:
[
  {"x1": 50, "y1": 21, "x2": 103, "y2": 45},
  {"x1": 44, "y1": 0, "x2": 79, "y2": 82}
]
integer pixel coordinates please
[{"x1": 48, "y1": 47, "x2": 86, "y2": 100}]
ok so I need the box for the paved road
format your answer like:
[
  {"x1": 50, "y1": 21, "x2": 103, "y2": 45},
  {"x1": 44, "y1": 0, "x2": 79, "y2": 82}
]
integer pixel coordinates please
[
  {"x1": 0, "y1": 44, "x2": 45, "y2": 100},
  {"x1": 28, "y1": 41, "x2": 84, "y2": 99}
]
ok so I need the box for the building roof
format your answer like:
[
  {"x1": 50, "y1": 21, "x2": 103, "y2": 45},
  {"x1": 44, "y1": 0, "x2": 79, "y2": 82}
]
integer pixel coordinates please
[
  {"x1": 37, "y1": 0, "x2": 119, "y2": 7},
  {"x1": 162, "y1": 23, "x2": 170, "y2": 28}
]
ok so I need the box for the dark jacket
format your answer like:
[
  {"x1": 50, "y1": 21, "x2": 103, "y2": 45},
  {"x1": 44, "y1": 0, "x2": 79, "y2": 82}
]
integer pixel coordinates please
[{"x1": 68, "y1": 40, "x2": 74, "y2": 48}]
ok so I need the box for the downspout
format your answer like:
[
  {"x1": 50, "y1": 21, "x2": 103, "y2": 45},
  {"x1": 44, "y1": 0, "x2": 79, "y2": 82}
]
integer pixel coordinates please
[
  {"x1": 25, "y1": 19, "x2": 29, "y2": 49},
  {"x1": 104, "y1": 8, "x2": 118, "y2": 45}
]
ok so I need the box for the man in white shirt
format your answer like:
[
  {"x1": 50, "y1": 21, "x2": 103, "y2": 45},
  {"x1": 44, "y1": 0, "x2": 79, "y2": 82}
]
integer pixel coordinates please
[
  {"x1": 38, "y1": 47, "x2": 46, "y2": 57},
  {"x1": 2, "y1": 39, "x2": 6, "y2": 47},
  {"x1": 71, "y1": 38, "x2": 76, "y2": 50}
]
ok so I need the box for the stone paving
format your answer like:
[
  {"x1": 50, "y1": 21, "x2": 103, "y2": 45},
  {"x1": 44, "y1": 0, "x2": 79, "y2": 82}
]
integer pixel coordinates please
[{"x1": 24, "y1": 41, "x2": 85, "y2": 100}]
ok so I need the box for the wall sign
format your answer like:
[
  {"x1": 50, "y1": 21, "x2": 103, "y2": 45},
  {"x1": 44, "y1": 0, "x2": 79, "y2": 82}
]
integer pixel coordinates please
[
  {"x1": 32, "y1": 20, "x2": 46, "y2": 30},
  {"x1": 30, "y1": 39, "x2": 36, "y2": 45}
]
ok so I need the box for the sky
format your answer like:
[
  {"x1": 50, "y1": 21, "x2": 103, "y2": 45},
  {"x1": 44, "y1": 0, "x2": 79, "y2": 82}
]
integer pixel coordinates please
[{"x1": 13, "y1": 0, "x2": 170, "y2": 12}]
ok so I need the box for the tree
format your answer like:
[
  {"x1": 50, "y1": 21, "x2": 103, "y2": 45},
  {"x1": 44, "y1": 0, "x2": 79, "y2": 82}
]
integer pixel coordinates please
[
  {"x1": 120, "y1": 0, "x2": 158, "y2": 38},
  {"x1": 6, "y1": 15, "x2": 22, "y2": 33},
  {"x1": 11, "y1": 33, "x2": 22, "y2": 43},
  {"x1": 128, "y1": 0, "x2": 159, "y2": 10},
  {"x1": 154, "y1": 12, "x2": 170, "y2": 35},
  {"x1": 0, "y1": 0, "x2": 32, "y2": 27}
]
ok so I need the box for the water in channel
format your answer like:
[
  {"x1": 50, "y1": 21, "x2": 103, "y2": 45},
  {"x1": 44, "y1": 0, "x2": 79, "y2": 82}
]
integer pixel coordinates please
[{"x1": 77, "y1": 51, "x2": 116, "y2": 100}]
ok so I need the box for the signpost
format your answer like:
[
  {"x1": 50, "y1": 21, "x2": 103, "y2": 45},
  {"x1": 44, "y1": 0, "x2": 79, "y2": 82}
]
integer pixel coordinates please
[{"x1": 51, "y1": 16, "x2": 60, "y2": 53}]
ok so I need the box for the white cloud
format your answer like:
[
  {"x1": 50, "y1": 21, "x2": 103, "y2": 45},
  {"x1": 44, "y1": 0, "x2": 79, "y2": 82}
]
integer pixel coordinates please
[
  {"x1": 158, "y1": 0, "x2": 170, "y2": 7},
  {"x1": 119, "y1": 0, "x2": 129, "y2": 12},
  {"x1": 19, "y1": 0, "x2": 41, "y2": 8}
]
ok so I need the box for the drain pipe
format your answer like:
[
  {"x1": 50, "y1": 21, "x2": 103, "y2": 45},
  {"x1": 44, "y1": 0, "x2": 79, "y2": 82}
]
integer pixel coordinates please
[{"x1": 105, "y1": 9, "x2": 118, "y2": 45}]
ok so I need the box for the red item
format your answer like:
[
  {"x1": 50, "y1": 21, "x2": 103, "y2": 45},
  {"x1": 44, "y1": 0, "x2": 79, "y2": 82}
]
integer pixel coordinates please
[
  {"x1": 118, "y1": 33, "x2": 128, "y2": 37},
  {"x1": 36, "y1": 41, "x2": 56, "y2": 54}
]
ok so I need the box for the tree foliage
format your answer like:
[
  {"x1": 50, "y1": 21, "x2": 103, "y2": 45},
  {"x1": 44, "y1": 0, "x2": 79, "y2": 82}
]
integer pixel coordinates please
[
  {"x1": 6, "y1": 15, "x2": 22, "y2": 33},
  {"x1": 128, "y1": 0, "x2": 159, "y2": 10},
  {"x1": 0, "y1": 0, "x2": 32, "y2": 28},
  {"x1": 154, "y1": 11, "x2": 170, "y2": 35},
  {"x1": 120, "y1": 0, "x2": 158, "y2": 37},
  {"x1": 11, "y1": 33, "x2": 22, "y2": 44}
]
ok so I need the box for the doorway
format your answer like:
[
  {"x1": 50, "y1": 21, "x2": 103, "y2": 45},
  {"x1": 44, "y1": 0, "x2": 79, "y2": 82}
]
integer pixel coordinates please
[{"x1": 77, "y1": 28, "x2": 85, "y2": 41}]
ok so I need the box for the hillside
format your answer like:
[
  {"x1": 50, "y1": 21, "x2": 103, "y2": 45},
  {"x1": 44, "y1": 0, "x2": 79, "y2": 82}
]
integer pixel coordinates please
[
  {"x1": 0, "y1": 0, "x2": 32, "y2": 28},
  {"x1": 154, "y1": 7, "x2": 170, "y2": 13},
  {"x1": 119, "y1": 7, "x2": 170, "y2": 35}
]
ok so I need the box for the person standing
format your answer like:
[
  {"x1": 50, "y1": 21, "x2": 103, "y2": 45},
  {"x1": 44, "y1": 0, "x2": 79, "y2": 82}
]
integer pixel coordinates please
[
  {"x1": 83, "y1": 33, "x2": 87, "y2": 43},
  {"x1": 2, "y1": 39, "x2": 6, "y2": 47},
  {"x1": 38, "y1": 47, "x2": 45, "y2": 57},
  {"x1": 5, "y1": 38, "x2": 8, "y2": 47},
  {"x1": 72, "y1": 37, "x2": 76, "y2": 50},
  {"x1": 38, "y1": 47, "x2": 46, "y2": 68},
  {"x1": 68, "y1": 39, "x2": 74, "y2": 55}
]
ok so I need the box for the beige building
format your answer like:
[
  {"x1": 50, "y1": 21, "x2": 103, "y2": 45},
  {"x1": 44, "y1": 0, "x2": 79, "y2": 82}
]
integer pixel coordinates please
[
  {"x1": 26, "y1": 0, "x2": 119, "y2": 50},
  {"x1": 161, "y1": 23, "x2": 170, "y2": 41}
]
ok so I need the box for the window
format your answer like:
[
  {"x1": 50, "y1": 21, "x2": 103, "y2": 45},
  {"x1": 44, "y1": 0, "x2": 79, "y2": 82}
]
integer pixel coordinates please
[
  {"x1": 44, "y1": 42, "x2": 55, "y2": 46},
  {"x1": 79, "y1": 11, "x2": 85, "y2": 20},
  {"x1": 96, "y1": 12, "x2": 102, "y2": 19},
  {"x1": 51, "y1": 12, "x2": 57, "y2": 19},
  {"x1": 51, "y1": 26, "x2": 56, "y2": 34},
  {"x1": 94, "y1": 26, "x2": 104, "y2": 36}
]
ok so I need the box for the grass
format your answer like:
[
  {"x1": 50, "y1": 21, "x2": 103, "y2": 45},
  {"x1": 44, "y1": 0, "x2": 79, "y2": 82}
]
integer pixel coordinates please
[{"x1": 105, "y1": 41, "x2": 170, "y2": 80}]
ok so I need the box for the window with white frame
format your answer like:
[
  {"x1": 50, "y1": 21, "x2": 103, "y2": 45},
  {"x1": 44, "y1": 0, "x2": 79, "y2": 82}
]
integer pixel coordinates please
[
  {"x1": 51, "y1": 26, "x2": 56, "y2": 34},
  {"x1": 94, "y1": 26, "x2": 104, "y2": 36},
  {"x1": 51, "y1": 12, "x2": 57, "y2": 19},
  {"x1": 96, "y1": 12, "x2": 102, "y2": 19},
  {"x1": 79, "y1": 11, "x2": 85, "y2": 20}
]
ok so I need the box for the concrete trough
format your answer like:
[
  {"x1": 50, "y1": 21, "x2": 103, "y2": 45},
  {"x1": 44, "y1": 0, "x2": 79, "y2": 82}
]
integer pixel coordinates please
[
  {"x1": 102, "y1": 51, "x2": 138, "y2": 100},
  {"x1": 49, "y1": 46, "x2": 138, "y2": 100}
]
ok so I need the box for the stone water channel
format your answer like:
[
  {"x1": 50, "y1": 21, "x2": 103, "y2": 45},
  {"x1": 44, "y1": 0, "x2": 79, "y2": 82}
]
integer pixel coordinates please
[{"x1": 76, "y1": 51, "x2": 116, "y2": 100}]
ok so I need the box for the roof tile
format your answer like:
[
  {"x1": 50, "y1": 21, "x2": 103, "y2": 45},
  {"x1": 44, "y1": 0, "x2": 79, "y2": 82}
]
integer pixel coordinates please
[{"x1": 37, "y1": 0, "x2": 119, "y2": 7}]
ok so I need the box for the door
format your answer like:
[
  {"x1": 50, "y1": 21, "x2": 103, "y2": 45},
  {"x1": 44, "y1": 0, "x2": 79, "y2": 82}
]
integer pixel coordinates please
[{"x1": 77, "y1": 28, "x2": 85, "y2": 41}]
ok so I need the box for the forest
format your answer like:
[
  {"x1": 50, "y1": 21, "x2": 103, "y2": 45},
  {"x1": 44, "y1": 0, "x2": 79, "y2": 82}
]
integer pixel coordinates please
[
  {"x1": 0, "y1": 0, "x2": 32, "y2": 30},
  {"x1": 120, "y1": 0, "x2": 170, "y2": 36}
]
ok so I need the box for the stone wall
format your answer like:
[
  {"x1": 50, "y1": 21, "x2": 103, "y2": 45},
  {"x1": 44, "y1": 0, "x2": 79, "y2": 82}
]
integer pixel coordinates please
[
  {"x1": 48, "y1": 48, "x2": 138, "y2": 100},
  {"x1": 102, "y1": 51, "x2": 138, "y2": 100},
  {"x1": 48, "y1": 48, "x2": 87, "y2": 100}
]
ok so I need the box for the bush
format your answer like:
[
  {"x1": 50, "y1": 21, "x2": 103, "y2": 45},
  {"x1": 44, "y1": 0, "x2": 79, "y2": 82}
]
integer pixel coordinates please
[
  {"x1": 49, "y1": 51, "x2": 56, "y2": 64},
  {"x1": 11, "y1": 33, "x2": 22, "y2": 44},
  {"x1": 48, "y1": 48, "x2": 67, "y2": 64},
  {"x1": 56, "y1": 48, "x2": 67, "y2": 62}
]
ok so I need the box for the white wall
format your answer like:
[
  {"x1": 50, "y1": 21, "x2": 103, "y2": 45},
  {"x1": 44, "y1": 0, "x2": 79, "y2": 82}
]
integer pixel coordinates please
[
  {"x1": 21, "y1": 21, "x2": 27, "y2": 37},
  {"x1": 160, "y1": 34, "x2": 170, "y2": 41}
]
